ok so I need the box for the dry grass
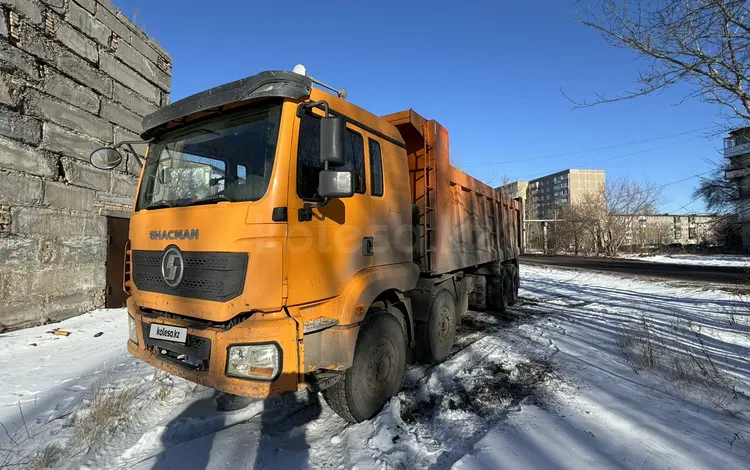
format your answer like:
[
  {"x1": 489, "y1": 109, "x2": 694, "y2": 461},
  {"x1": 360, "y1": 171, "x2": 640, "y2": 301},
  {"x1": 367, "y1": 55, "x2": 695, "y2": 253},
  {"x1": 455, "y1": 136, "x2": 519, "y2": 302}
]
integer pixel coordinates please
[
  {"x1": 0, "y1": 374, "x2": 160, "y2": 469},
  {"x1": 618, "y1": 317, "x2": 701, "y2": 382},
  {"x1": 26, "y1": 443, "x2": 65, "y2": 470},
  {"x1": 67, "y1": 381, "x2": 148, "y2": 452},
  {"x1": 618, "y1": 315, "x2": 749, "y2": 416}
]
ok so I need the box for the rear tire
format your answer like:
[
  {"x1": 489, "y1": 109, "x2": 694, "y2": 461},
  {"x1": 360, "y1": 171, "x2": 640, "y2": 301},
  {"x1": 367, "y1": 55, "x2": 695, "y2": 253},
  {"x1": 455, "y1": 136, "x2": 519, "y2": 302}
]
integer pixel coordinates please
[
  {"x1": 505, "y1": 264, "x2": 519, "y2": 306},
  {"x1": 469, "y1": 275, "x2": 487, "y2": 310},
  {"x1": 487, "y1": 273, "x2": 508, "y2": 315},
  {"x1": 322, "y1": 313, "x2": 406, "y2": 423},
  {"x1": 416, "y1": 289, "x2": 456, "y2": 365}
]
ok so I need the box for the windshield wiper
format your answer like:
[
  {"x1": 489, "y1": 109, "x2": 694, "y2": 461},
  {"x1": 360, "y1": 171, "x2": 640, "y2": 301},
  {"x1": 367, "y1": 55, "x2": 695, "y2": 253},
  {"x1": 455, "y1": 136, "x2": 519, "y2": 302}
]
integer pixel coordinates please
[
  {"x1": 190, "y1": 193, "x2": 235, "y2": 206},
  {"x1": 146, "y1": 200, "x2": 174, "y2": 210}
]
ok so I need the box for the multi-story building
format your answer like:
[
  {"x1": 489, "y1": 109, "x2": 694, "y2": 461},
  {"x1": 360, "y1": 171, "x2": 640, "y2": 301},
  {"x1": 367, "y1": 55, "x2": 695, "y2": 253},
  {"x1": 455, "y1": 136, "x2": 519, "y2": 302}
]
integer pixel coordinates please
[
  {"x1": 524, "y1": 169, "x2": 605, "y2": 218},
  {"x1": 625, "y1": 214, "x2": 720, "y2": 246},
  {"x1": 724, "y1": 127, "x2": 750, "y2": 248},
  {"x1": 498, "y1": 180, "x2": 529, "y2": 201}
]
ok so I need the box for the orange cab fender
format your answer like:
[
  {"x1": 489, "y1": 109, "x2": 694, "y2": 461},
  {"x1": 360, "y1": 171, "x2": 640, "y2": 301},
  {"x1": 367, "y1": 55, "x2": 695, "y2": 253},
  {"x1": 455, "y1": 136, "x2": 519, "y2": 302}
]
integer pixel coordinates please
[
  {"x1": 303, "y1": 262, "x2": 419, "y2": 372},
  {"x1": 335, "y1": 261, "x2": 419, "y2": 327},
  {"x1": 369, "y1": 289, "x2": 415, "y2": 348}
]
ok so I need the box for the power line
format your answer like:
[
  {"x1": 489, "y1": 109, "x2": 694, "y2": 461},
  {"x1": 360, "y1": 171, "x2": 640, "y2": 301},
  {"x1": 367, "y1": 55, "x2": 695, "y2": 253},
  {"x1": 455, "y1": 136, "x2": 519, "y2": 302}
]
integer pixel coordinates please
[
  {"x1": 464, "y1": 126, "x2": 719, "y2": 169},
  {"x1": 669, "y1": 195, "x2": 701, "y2": 214},
  {"x1": 591, "y1": 136, "x2": 704, "y2": 164},
  {"x1": 510, "y1": 136, "x2": 705, "y2": 182},
  {"x1": 652, "y1": 170, "x2": 715, "y2": 191}
]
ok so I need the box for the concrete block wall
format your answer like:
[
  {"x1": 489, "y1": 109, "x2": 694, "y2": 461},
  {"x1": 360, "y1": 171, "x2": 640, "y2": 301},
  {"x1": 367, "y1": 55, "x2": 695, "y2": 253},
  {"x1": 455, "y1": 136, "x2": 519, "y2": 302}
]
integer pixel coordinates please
[{"x1": 0, "y1": 0, "x2": 171, "y2": 330}]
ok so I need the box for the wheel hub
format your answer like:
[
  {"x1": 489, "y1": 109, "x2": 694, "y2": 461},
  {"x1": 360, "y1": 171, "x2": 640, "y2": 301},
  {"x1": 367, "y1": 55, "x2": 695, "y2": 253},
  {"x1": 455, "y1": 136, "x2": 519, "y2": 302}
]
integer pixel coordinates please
[
  {"x1": 436, "y1": 305, "x2": 453, "y2": 346},
  {"x1": 364, "y1": 339, "x2": 395, "y2": 397}
]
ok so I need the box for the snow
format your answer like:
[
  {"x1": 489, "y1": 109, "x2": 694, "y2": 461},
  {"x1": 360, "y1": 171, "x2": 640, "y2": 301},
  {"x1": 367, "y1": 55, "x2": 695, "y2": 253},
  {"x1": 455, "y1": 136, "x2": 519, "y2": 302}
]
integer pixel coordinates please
[
  {"x1": 0, "y1": 309, "x2": 145, "y2": 429},
  {"x1": 625, "y1": 253, "x2": 750, "y2": 267},
  {"x1": 1, "y1": 266, "x2": 749, "y2": 469}
]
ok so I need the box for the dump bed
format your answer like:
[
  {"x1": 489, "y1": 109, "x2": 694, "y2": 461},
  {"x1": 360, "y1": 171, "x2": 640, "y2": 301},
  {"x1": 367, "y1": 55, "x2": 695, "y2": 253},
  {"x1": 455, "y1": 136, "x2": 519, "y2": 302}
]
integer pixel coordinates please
[{"x1": 385, "y1": 109, "x2": 523, "y2": 275}]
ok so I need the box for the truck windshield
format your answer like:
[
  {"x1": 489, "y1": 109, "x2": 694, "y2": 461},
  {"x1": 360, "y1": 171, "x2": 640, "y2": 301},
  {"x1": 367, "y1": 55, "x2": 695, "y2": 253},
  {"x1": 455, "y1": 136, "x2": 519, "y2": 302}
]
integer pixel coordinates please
[{"x1": 137, "y1": 101, "x2": 282, "y2": 210}]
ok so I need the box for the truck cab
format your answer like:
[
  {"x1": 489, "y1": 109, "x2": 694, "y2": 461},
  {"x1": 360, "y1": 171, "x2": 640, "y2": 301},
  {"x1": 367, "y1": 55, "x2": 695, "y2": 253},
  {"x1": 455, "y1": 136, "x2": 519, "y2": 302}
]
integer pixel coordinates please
[{"x1": 91, "y1": 68, "x2": 521, "y2": 423}]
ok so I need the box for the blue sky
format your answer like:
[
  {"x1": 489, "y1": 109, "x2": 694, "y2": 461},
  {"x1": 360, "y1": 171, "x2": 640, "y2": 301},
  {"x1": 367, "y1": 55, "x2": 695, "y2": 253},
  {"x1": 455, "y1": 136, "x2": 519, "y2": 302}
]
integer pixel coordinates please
[{"x1": 113, "y1": 0, "x2": 728, "y2": 213}]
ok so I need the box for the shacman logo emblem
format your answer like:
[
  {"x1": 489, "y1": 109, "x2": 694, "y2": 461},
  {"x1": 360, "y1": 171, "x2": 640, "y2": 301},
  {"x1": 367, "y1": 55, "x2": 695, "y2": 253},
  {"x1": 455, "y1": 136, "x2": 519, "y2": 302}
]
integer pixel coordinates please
[
  {"x1": 150, "y1": 229, "x2": 199, "y2": 240},
  {"x1": 161, "y1": 246, "x2": 184, "y2": 288}
]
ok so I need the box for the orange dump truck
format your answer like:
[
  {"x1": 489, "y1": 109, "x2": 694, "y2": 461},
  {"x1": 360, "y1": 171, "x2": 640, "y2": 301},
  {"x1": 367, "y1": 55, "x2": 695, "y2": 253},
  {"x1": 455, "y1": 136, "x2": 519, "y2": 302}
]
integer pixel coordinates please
[{"x1": 91, "y1": 68, "x2": 522, "y2": 422}]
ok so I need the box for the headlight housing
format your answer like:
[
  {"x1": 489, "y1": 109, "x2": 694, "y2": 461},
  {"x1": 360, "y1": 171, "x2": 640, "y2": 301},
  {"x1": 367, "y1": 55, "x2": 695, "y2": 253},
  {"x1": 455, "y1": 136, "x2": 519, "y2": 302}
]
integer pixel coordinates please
[
  {"x1": 128, "y1": 314, "x2": 138, "y2": 344},
  {"x1": 226, "y1": 344, "x2": 281, "y2": 381}
]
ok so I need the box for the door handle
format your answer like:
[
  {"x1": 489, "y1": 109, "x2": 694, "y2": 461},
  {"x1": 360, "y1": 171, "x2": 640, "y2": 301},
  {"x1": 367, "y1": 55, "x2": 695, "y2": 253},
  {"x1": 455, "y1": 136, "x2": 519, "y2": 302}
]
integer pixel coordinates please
[{"x1": 362, "y1": 237, "x2": 374, "y2": 256}]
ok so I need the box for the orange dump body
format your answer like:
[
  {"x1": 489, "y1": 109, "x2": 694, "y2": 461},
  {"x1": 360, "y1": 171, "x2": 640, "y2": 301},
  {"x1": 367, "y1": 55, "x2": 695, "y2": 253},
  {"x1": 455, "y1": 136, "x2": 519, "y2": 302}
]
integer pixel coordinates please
[{"x1": 384, "y1": 109, "x2": 523, "y2": 276}]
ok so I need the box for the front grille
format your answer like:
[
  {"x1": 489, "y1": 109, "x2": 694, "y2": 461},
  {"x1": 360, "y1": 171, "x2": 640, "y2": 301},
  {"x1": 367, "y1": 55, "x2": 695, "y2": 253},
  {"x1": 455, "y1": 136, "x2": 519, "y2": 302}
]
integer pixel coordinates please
[
  {"x1": 180, "y1": 277, "x2": 224, "y2": 292},
  {"x1": 132, "y1": 250, "x2": 248, "y2": 302},
  {"x1": 133, "y1": 252, "x2": 162, "y2": 265},
  {"x1": 184, "y1": 257, "x2": 230, "y2": 270}
]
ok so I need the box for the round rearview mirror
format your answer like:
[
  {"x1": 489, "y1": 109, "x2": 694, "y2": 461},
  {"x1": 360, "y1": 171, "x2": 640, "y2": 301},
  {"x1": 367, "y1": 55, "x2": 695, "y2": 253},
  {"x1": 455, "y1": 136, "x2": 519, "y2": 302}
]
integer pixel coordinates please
[{"x1": 90, "y1": 147, "x2": 123, "y2": 170}]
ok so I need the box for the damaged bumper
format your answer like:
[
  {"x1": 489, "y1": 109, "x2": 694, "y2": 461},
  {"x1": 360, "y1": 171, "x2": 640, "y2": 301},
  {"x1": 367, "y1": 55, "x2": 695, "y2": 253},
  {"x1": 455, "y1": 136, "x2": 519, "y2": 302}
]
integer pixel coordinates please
[{"x1": 126, "y1": 298, "x2": 300, "y2": 398}]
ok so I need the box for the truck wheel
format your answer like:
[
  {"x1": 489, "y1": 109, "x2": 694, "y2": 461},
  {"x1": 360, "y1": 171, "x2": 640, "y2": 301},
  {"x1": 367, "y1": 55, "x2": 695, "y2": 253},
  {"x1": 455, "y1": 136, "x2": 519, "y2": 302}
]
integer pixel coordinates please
[
  {"x1": 469, "y1": 275, "x2": 487, "y2": 310},
  {"x1": 505, "y1": 264, "x2": 519, "y2": 306},
  {"x1": 322, "y1": 312, "x2": 406, "y2": 423},
  {"x1": 487, "y1": 273, "x2": 508, "y2": 315},
  {"x1": 417, "y1": 289, "x2": 456, "y2": 365}
]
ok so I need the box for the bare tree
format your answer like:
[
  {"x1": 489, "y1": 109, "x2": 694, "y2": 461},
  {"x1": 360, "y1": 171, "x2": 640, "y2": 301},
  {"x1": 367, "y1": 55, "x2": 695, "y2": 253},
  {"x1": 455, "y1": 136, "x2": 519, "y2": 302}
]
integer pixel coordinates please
[
  {"x1": 571, "y1": 0, "x2": 750, "y2": 123},
  {"x1": 569, "y1": 178, "x2": 665, "y2": 256},
  {"x1": 495, "y1": 174, "x2": 514, "y2": 192},
  {"x1": 553, "y1": 204, "x2": 592, "y2": 254},
  {"x1": 639, "y1": 217, "x2": 676, "y2": 246},
  {"x1": 571, "y1": 1, "x2": 749, "y2": 250},
  {"x1": 692, "y1": 161, "x2": 745, "y2": 247},
  {"x1": 694, "y1": 162, "x2": 740, "y2": 212}
]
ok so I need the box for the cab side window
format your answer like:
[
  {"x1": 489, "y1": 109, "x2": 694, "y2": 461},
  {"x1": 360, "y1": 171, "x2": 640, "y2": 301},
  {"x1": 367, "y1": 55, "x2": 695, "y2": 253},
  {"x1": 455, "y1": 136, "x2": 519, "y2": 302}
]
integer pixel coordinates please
[
  {"x1": 346, "y1": 131, "x2": 366, "y2": 194},
  {"x1": 297, "y1": 113, "x2": 366, "y2": 200},
  {"x1": 369, "y1": 138, "x2": 383, "y2": 197}
]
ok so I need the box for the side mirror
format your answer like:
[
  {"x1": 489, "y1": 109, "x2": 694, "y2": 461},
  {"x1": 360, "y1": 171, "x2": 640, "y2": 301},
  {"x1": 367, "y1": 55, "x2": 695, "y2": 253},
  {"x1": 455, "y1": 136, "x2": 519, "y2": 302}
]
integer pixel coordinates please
[
  {"x1": 318, "y1": 170, "x2": 354, "y2": 198},
  {"x1": 320, "y1": 116, "x2": 346, "y2": 166},
  {"x1": 90, "y1": 148, "x2": 123, "y2": 170}
]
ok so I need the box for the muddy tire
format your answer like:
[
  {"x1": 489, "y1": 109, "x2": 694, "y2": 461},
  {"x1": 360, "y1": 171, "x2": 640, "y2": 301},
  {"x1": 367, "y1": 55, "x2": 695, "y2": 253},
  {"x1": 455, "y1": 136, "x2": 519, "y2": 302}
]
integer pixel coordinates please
[
  {"x1": 416, "y1": 289, "x2": 457, "y2": 365},
  {"x1": 487, "y1": 273, "x2": 508, "y2": 315},
  {"x1": 322, "y1": 313, "x2": 406, "y2": 423},
  {"x1": 505, "y1": 264, "x2": 519, "y2": 306},
  {"x1": 469, "y1": 275, "x2": 487, "y2": 310}
]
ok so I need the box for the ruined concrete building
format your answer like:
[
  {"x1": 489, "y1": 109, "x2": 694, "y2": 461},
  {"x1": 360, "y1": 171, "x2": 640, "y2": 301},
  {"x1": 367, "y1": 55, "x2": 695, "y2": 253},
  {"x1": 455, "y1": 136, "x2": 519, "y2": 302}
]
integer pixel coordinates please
[{"x1": 0, "y1": 0, "x2": 171, "y2": 329}]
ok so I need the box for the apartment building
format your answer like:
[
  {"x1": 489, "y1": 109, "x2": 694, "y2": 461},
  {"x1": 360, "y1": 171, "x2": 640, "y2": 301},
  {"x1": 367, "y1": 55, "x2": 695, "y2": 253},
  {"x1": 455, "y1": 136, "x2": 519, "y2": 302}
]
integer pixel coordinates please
[
  {"x1": 498, "y1": 181, "x2": 529, "y2": 200},
  {"x1": 523, "y1": 169, "x2": 605, "y2": 218},
  {"x1": 724, "y1": 127, "x2": 750, "y2": 248},
  {"x1": 626, "y1": 214, "x2": 720, "y2": 246}
]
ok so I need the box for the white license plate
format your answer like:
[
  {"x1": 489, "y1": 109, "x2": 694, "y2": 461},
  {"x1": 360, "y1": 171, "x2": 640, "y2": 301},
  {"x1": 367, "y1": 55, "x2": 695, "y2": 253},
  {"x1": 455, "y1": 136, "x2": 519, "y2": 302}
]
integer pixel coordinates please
[{"x1": 149, "y1": 324, "x2": 187, "y2": 344}]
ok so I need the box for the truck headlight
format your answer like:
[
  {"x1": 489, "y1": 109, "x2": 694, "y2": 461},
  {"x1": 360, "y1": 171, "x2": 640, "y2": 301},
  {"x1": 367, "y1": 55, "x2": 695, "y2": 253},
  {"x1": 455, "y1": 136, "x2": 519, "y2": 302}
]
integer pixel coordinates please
[
  {"x1": 128, "y1": 314, "x2": 138, "y2": 345},
  {"x1": 226, "y1": 344, "x2": 280, "y2": 380}
]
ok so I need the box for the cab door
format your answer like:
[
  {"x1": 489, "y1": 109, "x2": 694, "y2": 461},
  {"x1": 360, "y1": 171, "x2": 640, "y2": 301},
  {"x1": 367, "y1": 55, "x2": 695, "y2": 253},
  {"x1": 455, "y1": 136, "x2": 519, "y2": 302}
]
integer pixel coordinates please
[
  {"x1": 286, "y1": 110, "x2": 373, "y2": 306},
  {"x1": 369, "y1": 136, "x2": 413, "y2": 268}
]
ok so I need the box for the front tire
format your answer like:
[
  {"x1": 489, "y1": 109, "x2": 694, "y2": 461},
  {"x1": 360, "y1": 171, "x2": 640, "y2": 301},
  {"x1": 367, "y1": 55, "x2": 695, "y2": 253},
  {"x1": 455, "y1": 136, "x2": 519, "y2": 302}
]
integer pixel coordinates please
[{"x1": 322, "y1": 313, "x2": 406, "y2": 423}]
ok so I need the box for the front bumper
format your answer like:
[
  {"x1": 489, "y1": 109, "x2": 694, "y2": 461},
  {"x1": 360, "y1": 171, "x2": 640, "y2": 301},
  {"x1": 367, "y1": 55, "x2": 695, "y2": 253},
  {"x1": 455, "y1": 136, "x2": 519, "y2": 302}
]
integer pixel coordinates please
[{"x1": 127, "y1": 298, "x2": 300, "y2": 398}]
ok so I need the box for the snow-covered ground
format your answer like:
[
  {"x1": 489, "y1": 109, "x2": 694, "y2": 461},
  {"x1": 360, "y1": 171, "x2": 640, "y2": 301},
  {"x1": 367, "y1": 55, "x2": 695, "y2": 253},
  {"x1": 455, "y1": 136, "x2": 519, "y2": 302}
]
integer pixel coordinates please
[
  {"x1": 1, "y1": 266, "x2": 749, "y2": 469},
  {"x1": 626, "y1": 254, "x2": 750, "y2": 267}
]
